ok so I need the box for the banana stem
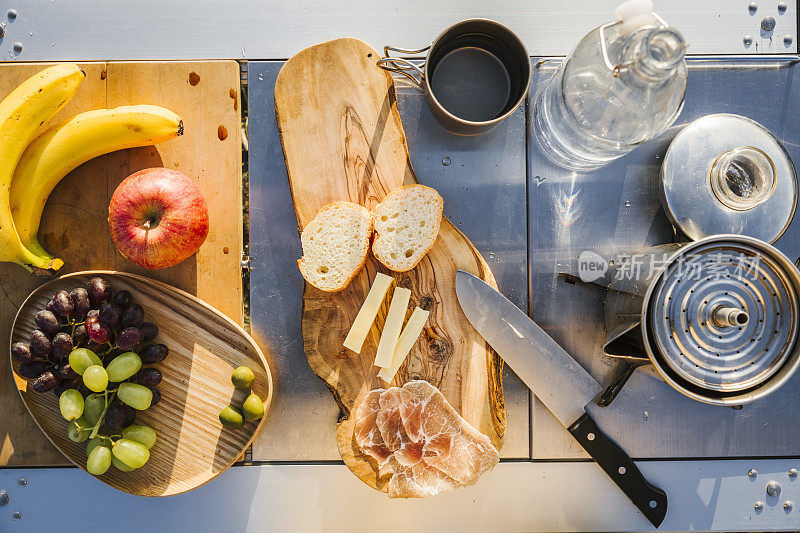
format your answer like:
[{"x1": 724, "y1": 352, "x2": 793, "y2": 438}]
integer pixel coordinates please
[
  {"x1": 23, "y1": 237, "x2": 54, "y2": 261},
  {"x1": 13, "y1": 243, "x2": 63, "y2": 274}
]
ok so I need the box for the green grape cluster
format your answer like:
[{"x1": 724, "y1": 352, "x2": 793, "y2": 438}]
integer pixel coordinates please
[
  {"x1": 219, "y1": 366, "x2": 265, "y2": 429},
  {"x1": 12, "y1": 276, "x2": 169, "y2": 477}
]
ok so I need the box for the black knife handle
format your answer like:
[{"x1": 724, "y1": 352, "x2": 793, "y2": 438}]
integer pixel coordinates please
[{"x1": 568, "y1": 412, "x2": 668, "y2": 528}]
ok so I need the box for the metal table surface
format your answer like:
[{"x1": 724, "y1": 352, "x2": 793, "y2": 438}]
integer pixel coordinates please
[
  {"x1": 250, "y1": 57, "x2": 800, "y2": 463},
  {"x1": 2, "y1": 1, "x2": 800, "y2": 531},
  {"x1": 530, "y1": 57, "x2": 800, "y2": 460},
  {"x1": 248, "y1": 61, "x2": 530, "y2": 461},
  {"x1": 3, "y1": 460, "x2": 800, "y2": 532}
]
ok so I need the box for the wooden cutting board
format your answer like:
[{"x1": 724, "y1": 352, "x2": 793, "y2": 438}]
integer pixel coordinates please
[
  {"x1": 0, "y1": 61, "x2": 243, "y2": 466},
  {"x1": 275, "y1": 38, "x2": 505, "y2": 491}
]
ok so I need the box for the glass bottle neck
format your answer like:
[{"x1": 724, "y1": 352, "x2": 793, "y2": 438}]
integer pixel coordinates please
[{"x1": 622, "y1": 27, "x2": 685, "y2": 82}]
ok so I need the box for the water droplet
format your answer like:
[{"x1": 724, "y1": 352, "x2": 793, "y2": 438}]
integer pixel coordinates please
[
  {"x1": 643, "y1": 410, "x2": 649, "y2": 420},
  {"x1": 257, "y1": 73, "x2": 264, "y2": 81},
  {"x1": 11, "y1": 510, "x2": 21, "y2": 521},
  {"x1": 488, "y1": 252, "x2": 495, "y2": 259},
  {"x1": 624, "y1": 200, "x2": 631, "y2": 207},
  {"x1": 442, "y1": 156, "x2": 451, "y2": 166},
  {"x1": 29, "y1": 31, "x2": 33, "y2": 36}
]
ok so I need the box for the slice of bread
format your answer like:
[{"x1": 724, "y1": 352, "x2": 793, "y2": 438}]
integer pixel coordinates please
[
  {"x1": 372, "y1": 185, "x2": 443, "y2": 272},
  {"x1": 297, "y1": 202, "x2": 373, "y2": 292}
]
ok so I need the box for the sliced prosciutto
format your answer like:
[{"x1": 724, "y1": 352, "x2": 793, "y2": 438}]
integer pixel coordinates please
[
  {"x1": 353, "y1": 380, "x2": 499, "y2": 498},
  {"x1": 354, "y1": 389, "x2": 392, "y2": 471}
]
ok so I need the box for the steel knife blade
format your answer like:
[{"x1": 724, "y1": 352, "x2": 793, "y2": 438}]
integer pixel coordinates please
[{"x1": 455, "y1": 270, "x2": 668, "y2": 527}]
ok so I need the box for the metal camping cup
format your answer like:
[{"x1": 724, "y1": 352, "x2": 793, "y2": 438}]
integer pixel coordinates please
[{"x1": 377, "y1": 19, "x2": 531, "y2": 135}]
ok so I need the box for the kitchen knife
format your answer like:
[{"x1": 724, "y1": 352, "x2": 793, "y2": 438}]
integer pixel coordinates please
[{"x1": 455, "y1": 270, "x2": 668, "y2": 528}]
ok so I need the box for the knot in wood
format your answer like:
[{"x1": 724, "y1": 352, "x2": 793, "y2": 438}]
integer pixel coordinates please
[
  {"x1": 417, "y1": 296, "x2": 434, "y2": 311},
  {"x1": 427, "y1": 337, "x2": 452, "y2": 362}
]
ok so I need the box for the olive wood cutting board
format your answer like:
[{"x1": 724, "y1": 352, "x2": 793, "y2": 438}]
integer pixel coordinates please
[
  {"x1": 274, "y1": 37, "x2": 505, "y2": 491},
  {"x1": 10, "y1": 271, "x2": 272, "y2": 496}
]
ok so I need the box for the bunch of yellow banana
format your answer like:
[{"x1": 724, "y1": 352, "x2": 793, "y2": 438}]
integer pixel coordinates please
[{"x1": 0, "y1": 64, "x2": 183, "y2": 274}]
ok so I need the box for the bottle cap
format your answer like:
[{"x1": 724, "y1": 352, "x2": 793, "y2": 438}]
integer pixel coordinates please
[{"x1": 615, "y1": 0, "x2": 656, "y2": 35}]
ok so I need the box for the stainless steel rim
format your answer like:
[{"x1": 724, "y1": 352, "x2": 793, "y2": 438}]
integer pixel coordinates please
[
  {"x1": 378, "y1": 18, "x2": 531, "y2": 129},
  {"x1": 641, "y1": 235, "x2": 800, "y2": 405},
  {"x1": 661, "y1": 114, "x2": 798, "y2": 243},
  {"x1": 424, "y1": 18, "x2": 531, "y2": 128}
]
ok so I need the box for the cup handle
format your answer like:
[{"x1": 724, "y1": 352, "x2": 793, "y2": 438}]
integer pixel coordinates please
[{"x1": 377, "y1": 45, "x2": 430, "y2": 88}]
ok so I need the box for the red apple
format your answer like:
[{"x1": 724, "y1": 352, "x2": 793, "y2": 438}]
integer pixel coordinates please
[{"x1": 108, "y1": 168, "x2": 209, "y2": 269}]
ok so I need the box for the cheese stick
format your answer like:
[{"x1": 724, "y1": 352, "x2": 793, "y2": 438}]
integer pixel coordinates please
[
  {"x1": 378, "y1": 307, "x2": 430, "y2": 383},
  {"x1": 343, "y1": 273, "x2": 394, "y2": 354},
  {"x1": 373, "y1": 286, "x2": 411, "y2": 368}
]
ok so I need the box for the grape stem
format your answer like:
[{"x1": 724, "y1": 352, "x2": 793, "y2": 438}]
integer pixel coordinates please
[
  {"x1": 89, "y1": 390, "x2": 116, "y2": 440},
  {"x1": 65, "y1": 319, "x2": 85, "y2": 338}
]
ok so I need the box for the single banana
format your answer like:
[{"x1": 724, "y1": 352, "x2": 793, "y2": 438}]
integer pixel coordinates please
[
  {"x1": 10, "y1": 105, "x2": 184, "y2": 260},
  {"x1": 0, "y1": 63, "x2": 85, "y2": 274}
]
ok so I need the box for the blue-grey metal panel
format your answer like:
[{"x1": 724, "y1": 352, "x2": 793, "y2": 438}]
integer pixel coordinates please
[
  {"x1": 0, "y1": 0, "x2": 795, "y2": 62},
  {"x1": 247, "y1": 62, "x2": 529, "y2": 460},
  {"x1": 247, "y1": 62, "x2": 339, "y2": 461},
  {"x1": 2, "y1": 460, "x2": 799, "y2": 531},
  {"x1": 529, "y1": 57, "x2": 800, "y2": 459}
]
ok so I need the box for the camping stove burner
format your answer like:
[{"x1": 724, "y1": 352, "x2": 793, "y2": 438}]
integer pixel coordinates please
[{"x1": 645, "y1": 239, "x2": 798, "y2": 394}]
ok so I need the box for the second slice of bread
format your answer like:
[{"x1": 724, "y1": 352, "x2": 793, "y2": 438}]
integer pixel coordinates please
[
  {"x1": 372, "y1": 185, "x2": 443, "y2": 272},
  {"x1": 297, "y1": 202, "x2": 373, "y2": 292}
]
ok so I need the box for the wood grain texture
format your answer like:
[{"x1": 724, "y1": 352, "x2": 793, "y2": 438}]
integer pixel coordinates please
[
  {"x1": 9, "y1": 271, "x2": 271, "y2": 496},
  {"x1": 0, "y1": 61, "x2": 243, "y2": 466},
  {"x1": 274, "y1": 38, "x2": 505, "y2": 492}
]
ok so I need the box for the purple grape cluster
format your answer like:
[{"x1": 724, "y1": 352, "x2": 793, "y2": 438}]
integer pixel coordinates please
[{"x1": 12, "y1": 277, "x2": 165, "y2": 405}]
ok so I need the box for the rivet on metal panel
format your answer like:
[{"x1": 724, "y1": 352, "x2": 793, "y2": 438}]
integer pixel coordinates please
[
  {"x1": 767, "y1": 481, "x2": 782, "y2": 497},
  {"x1": 789, "y1": 467, "x2": 798, "y2": 479},
  {"x1": 12, "y1": 41, "x2": 22, "y2": 53},
  {"x1": 16, "y1": 477, "x2": 25, "y2": 487},
  {"x1": 0, "y1": 491, "x2": 7, "y2": 506},
  {"x1": 784, "y1": 500, "x2": 794, "y2": 512},
  {"x1": 748, "y1": 2, "x2": 758, "y2": 14},
  {"x1": 11, "y1": 510, "x2": 21, "y2": 521},
  {"x1": 785, "y1": 35, "x2": 794, "y2": 46},
  {"x1": 744, "y1": 35, "x2": 754, "y2": 46},
  {"x1": 778, "y1": 2, "x2": 788, "y2": 14},
  {"x1": 6, "y1": 9, "x2": 17, "y2": 21},
  {"x1": 754, "y1": 501, "x2": 764, "y2": 512},
  {"x1": 748, "y1": 468, "x2": 759, "y2": 479},
  {"x1": 442, "y1": 156, "x2": 451, "y2": 166},
  {"x1": 761, "y1": 16, "x2": 777, "y2": 32}
]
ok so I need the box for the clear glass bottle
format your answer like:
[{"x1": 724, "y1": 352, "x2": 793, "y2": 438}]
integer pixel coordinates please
[{"x1": 533, "y1": 11, "x2": 687, "y2": 170}]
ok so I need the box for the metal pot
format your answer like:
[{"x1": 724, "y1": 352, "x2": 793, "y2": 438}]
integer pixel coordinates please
[
  {"x1": 661, "y1": 114, "x2": 797, "y2": 243},
  {"x1": 377, "y1": 19, "x2": 531, "y2": 135},
  {"x1": 602, "y1": 235, "x2": 800, "y2": 406}
]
